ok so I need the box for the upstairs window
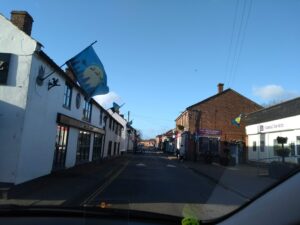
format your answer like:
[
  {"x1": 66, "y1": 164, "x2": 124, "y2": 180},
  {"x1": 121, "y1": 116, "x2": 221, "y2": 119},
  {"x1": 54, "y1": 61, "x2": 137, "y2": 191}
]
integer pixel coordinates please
[
  {"x1": 63, "y1": 83, "x2": 72, "y2": 109},
  {"x1": 83, "y1": 100, "x2": 92, "y2": 122},
  {"x1": 99, "y1": 109, "x2": 103, "y2": 125}
]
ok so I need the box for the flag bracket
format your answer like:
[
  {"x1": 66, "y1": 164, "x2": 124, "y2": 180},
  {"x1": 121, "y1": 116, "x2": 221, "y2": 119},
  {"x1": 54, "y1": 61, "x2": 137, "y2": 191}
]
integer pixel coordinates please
[{"x1": 36, "y1": 40, "x2": 97, "y2": 86}]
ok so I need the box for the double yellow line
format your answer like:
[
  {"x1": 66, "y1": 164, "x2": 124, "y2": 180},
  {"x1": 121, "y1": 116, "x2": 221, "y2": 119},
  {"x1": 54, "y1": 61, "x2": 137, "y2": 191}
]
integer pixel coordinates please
[{"x1": 82, "y1": 160, "x2": 129, "y2": 206}]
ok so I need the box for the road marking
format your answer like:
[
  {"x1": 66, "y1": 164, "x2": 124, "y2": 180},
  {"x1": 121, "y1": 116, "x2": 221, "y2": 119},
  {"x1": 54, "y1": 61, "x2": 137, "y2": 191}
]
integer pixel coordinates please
[
  {"x1": 166, "y1": 164, "x2": 176, "y2": 168},
  {"x1": 82, "y1": 161, "x2": 129, "y2": 206},
  {"x1": 136, "y1": 163, "x2": 146, "y2": 167}
]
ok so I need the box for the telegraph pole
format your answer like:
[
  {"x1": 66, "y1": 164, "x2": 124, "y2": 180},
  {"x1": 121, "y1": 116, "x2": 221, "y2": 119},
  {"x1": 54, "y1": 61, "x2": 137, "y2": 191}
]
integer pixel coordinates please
[{"x1": 127, "y1": 111, "x2": 130, "y2": 152}]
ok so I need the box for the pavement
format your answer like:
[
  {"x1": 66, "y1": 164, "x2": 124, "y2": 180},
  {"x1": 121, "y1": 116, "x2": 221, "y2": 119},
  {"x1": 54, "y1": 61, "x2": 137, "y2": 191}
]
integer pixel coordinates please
[
  {"x1": 175, "y1": 157, "x2": 276, "y2": 200},
  {"x1": 0, "y1": 156, "x2": 127, "y2": 206}
]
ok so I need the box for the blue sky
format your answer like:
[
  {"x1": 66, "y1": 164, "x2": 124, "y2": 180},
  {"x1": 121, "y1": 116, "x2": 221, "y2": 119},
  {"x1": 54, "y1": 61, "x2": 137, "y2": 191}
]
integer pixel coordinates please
[{"x1": 2, "y1": 0, "x2": 300, "y2": 138}]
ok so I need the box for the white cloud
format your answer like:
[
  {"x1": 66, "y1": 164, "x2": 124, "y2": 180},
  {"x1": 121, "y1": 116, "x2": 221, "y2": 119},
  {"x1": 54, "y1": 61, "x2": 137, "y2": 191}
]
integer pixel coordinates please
[
  {"x1": 93, "y1": 91, "x2": 122, "y2": 109},
  {"x1": 252, "y1": 84, "x2": 298, "y2": 101}
]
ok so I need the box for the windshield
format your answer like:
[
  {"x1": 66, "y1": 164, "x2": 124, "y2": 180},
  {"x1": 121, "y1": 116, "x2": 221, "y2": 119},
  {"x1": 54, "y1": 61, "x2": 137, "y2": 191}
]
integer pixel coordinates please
[{"x1": 0, "y1": 0, "x2": 300, "y2": 222}]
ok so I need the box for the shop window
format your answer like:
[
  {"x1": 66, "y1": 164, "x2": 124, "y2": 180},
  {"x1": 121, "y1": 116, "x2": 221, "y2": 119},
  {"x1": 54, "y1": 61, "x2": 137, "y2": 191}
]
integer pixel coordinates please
[
  {"x1": 297, "y1": 136, "x2": 300, "y2": 155},
  {"x1": 63, "y1": 83, "x2": 72, "y2": 109},
  {"x1": 52, "y1": 125, "x2": 69, "y2": 170},
  {"x1": 253, "y1": 141, "x2": 257, "y2": 152},
  {"x1": 92, "y1": 133, "x2": 103, "y2": 161},
  {"x1": 76, "y1": 131, "x2": 91, "y2": 163},
  {"x1": 290, "y1": 142, "x2": 295, "y2": 156}
]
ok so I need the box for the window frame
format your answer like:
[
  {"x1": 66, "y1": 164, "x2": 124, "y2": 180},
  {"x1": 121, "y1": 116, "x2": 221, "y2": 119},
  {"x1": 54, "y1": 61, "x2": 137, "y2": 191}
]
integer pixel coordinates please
[
  {"x1": 63, "y1": 83, "x2": 72, "y2": 109},
  {"x1": 83, "y1": 100, "x2": 92, "y2": 122}
]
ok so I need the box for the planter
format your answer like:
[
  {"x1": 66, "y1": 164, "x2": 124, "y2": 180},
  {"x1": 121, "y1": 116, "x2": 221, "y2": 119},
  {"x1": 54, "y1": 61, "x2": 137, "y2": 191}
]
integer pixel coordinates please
[{"x1": 268, "y1": 162, "x2": 298, "y2": 179}]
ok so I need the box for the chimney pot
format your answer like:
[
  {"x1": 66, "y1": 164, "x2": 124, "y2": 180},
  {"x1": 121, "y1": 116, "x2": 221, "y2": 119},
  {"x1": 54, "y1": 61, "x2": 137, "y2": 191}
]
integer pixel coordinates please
[
  {"x1": 11, "y1": 11, "x2": 34, "y2": 36},
  {"x1": 218, "y1": 83, "x2": 224, "y2": 93}
]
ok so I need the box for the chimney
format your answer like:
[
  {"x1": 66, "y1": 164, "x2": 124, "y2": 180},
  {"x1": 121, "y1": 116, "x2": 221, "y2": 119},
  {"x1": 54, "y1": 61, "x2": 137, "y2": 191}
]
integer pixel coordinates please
[
  {"x1": 218, "y1": 83, "x2": 224, "y2": 93},
  {"x1": 10, "y1": 11, "x2": 34, "y2": 36}
]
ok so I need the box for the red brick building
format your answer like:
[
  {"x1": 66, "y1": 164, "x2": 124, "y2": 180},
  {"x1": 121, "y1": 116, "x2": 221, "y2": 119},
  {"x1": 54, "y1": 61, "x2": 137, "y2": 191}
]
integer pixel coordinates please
[{"x1": 175, "y1": 83, "x2": 263, "y2": 162}]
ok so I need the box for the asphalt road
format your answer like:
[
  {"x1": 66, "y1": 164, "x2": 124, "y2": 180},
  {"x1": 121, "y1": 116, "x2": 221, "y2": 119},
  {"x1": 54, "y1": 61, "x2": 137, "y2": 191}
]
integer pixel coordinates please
[{"x1": 83, "y1": 152, "x2": 246, "y2": 220}]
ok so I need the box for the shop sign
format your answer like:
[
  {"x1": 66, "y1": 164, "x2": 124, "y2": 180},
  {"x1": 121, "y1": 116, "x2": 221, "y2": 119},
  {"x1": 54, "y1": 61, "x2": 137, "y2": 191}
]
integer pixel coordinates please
[
  {"x1": 197, "y1": 129, "x2": 222, "y2": 136},
  {"x1": 257, "y1": 123, "x2": 285, "y2": 133},
  {"x1": 57, "y1": 113, "x2": 105, "y2": 134}
]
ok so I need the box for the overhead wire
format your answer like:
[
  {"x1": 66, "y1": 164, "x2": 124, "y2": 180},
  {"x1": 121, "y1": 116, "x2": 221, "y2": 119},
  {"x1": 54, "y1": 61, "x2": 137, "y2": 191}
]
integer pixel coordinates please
[
  {"x1": 224, "y1": 0, "x2": 240, "y2": 85},
  {"x1": 230, "y1": 0, "x2": 253, "y2": 87},
  {"x1": 228, "y1": 0, "x2": 247, "y2": 87}
]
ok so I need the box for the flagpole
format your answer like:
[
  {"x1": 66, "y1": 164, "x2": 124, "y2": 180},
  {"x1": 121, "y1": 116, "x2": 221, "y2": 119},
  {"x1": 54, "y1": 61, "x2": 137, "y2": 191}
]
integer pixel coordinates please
[{"x1": 37, "y1": 41, "x2": 98, "y2": 84}]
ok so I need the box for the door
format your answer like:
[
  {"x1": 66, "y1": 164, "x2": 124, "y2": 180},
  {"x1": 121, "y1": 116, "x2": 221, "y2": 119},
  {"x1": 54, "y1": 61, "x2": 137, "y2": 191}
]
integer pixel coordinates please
[{"x1": 52, "y1": 125, "x2": 69, "y2": 171}]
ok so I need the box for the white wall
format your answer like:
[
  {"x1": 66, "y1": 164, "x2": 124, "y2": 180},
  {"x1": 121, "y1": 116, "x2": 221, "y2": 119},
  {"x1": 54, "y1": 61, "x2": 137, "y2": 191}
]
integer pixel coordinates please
[
  {"x1": 103, "y1": 115, "x2": 121, "y2": 158},
  {"x1": 0, "y1": 13, "x2": 118, "y2": 184},
  {"x1": 12, "y1": 54, "x2": 106, "y2": 184},
  {"x1": 246, "y1": 115, "x2": 300, "y2": 164},
  {"x1": 0, "y1": 14, "x2": 38, "y2": 183},
  {"x1": 65, "y1": 127, "x2": 78, "y2": 168},
  {"x1": 107, "y1": 109, "x2": 128, "y2": 152}
]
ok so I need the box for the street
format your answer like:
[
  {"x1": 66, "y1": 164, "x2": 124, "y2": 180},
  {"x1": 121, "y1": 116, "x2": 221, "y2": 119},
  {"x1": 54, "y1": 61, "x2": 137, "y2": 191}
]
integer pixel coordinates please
[
  {"x1": 2, "y1": 150, "x2": 273, "y2": 220},
  {"x1": 81, "y1": 151, "x2": 246, "y2": 219}
]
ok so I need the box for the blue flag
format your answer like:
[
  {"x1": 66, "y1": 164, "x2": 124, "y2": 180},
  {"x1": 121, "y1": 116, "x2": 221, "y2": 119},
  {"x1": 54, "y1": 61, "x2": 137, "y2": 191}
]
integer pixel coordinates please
[
  {"x1": 66, "y1": 46, "x2": 109, "y2": 98},
  {"x1": 231, "y1": 114, "x2": 242, "y2": 127}
]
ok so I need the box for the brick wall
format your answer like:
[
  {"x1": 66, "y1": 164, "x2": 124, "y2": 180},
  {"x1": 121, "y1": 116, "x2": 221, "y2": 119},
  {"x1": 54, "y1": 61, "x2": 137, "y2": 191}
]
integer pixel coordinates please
[{"x1": 187, "y1": 90, "x2": 262, "y2": 142}]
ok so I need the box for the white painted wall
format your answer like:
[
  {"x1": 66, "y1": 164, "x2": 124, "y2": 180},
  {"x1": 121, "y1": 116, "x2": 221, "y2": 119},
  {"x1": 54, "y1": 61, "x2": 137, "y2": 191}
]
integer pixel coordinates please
[
  {"x1": 0, "y1": 13, "x2": 121, "y2": 184},
  {"x1": 0, "y1": 14, "x2": 38, "y2": 183},
  {"x1": 65, "y1": 127, "x2": 78, "y2": 168},
  {"x1": 14, "y1": 54, "x2": 108, "y2": 184},
  {"x1": 103, "y1": 115, "x2": 121, "y2": 158},
  {"x1": 107, "y1": 109, "x2": 128, "y2": 153},
  {"x1": 246, "y1": 115, "x2": 300, "y2": 164}
]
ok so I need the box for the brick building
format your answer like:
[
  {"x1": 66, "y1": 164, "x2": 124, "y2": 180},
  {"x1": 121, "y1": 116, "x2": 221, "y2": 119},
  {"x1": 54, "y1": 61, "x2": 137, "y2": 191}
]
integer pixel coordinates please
[{"x1": 175, "y1": 83, "x2": 263, "y2": 162}]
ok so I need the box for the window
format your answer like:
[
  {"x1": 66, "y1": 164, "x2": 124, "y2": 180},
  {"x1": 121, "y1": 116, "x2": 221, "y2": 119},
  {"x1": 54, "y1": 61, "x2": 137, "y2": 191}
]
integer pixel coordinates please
[
  {"x1": 0, "y1": 53, "x2": 11, "y2": 85},
  {"x1": 297, "y1": 136, "x2": 300, "y2": 155},
  {"x1": 92, "y1": 133, "x2": 103, "y2": 161},
  {"x1": 290, "y1": 142, "x2": 295, "y2": 156},
  {"x1": 109, "y1": 118, "x2": 112, "y2": 129},
  {"x1": 83, "y1": 100, "x2": 92, "y2": 122},
  {"x1": 63, "y1": 83, "x2": 72, "y2": 109},
  {"x1": 52, "y1": 125, "x2": 69, "y2": 170},
  {"x1": 253, "y1": 141, "x2": 257, "y2": 152},
  {"x1": 108, "y1": 141, "x2": 112, "y2": 156},
  {"x1": 260, "y1": 134, "x2": 265, "y2": 152},
  {"x1": 113, "y1": 142, "x2": 117, "y2": 155},
  {"x1": 76, "y1": 131, "x2": 91, "y2": 163},
  {"x1": 115, "y1": 124, "x2": 118, "y2": 135},
  {"x1": 99, "y1": 110, "x2": 103, "y2": 125},
  {"x1": 113, "y1": 120, "x2": 115, "y2": 131}
]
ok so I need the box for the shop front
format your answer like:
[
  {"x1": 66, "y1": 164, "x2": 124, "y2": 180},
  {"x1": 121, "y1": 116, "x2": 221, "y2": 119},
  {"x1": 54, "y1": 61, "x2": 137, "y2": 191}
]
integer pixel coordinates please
[{"x1": 246, "y1": 114, "x2": 300, "y2": 164}]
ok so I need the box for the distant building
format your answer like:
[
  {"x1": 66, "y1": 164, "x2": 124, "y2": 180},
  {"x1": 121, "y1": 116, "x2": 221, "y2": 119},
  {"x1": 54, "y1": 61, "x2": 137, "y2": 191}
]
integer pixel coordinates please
[
  {"x1": 245, "y1": 97, "x2": 300, "y2": 164},
  {"x1": 139, "y1": 139, "x2": 156, "y2": 147},
  {"x1": 175, "y1": 83, "x2": 262, "y2": 161}
]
